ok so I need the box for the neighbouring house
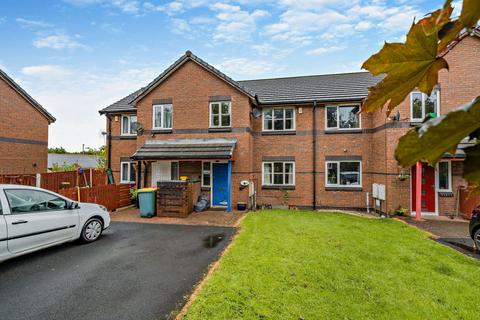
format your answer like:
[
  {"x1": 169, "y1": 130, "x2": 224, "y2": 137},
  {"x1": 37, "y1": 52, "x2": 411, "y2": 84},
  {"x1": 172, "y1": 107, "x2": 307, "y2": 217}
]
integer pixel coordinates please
[
  {"x1": 48, "y1": 153, "x2": 100, "y2": 171},
  {"x1": 99, "y1": 29, "x2": 479, "y2": 216},
  {"x1": 0, "y1": 69, "x2": 56, "y2": 174}
]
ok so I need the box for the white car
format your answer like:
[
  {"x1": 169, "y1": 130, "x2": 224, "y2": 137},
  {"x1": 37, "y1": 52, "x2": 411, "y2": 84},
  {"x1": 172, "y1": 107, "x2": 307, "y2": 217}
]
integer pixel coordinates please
[{"x1": 0, "y1": 184, "x2": 110, "y2": 262}]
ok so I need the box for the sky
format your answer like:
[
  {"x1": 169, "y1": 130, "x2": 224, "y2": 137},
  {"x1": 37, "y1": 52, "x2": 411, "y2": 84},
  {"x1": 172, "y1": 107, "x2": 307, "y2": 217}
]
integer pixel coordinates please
[{"x1": 0, "y1": 0, "x2": 454, "y2": 151}]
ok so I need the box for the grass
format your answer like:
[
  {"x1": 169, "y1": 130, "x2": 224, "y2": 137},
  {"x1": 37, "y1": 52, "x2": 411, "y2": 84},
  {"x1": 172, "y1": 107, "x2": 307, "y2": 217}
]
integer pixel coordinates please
[{"x1": 183, "y1": 210, "x2": 480, "y2": 319}]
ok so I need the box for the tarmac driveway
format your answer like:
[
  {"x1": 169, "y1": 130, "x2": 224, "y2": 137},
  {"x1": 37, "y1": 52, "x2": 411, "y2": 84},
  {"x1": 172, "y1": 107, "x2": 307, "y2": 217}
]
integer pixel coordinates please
[{"x1": 0, "y1": 222, "x2": 235, "y2": 320}]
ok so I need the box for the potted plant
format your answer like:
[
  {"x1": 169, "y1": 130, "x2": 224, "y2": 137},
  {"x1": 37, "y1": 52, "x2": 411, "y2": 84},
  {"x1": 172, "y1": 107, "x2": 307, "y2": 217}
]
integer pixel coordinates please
[
  {"x1": 394, "y1": 206, "x2": 408, "y2": 216},
  {"x1": 398, "y1": 173, "x2": 410, "y2": 181}
]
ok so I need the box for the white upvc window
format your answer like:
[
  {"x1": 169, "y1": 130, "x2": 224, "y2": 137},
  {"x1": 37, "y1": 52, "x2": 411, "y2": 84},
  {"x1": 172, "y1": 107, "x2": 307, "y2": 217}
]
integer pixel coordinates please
[
  {"x1": 152, "y1": 104, "x2": 173, "y2": 130},
  {"x1": 202, "y1": 161, "x2": 211, "y2": 187},
  {"x1": 410, "y1": 89, "x2": 439, "y2": 122},
  {"x1": 437, "y1": 160, "x2": 452, "y2": 192},
  {"x1": 262, "y1": 161, "x2": 295, "y2": 186},
  {"x1": 263, "y1": 107, "x2": 295, "y2": 131},
  {"x1": 210, "y1": 101, "x2": 231, "y2": 128},
  {"x1": 121, "y1": 115, "x2": 137, "y2": 136},
  {"x1": 120, "y1": 161, "x2": 136, "y2": 183},
  {"x1": 326, "y1": 104, "x2": 361, "y2": 130},
  {"x1": 325, "y1": 161, "x2": 362, "y2": 187}
]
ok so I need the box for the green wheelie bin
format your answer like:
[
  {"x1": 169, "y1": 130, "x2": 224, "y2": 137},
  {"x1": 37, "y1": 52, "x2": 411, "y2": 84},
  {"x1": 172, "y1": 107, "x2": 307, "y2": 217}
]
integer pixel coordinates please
[{"x1": 137, "y1": 188, "x2": 157, "y2": 218}]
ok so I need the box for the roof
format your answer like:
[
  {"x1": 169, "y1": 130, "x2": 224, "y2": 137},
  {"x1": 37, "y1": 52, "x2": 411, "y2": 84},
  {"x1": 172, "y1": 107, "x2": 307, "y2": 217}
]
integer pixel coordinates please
[
  {"x1": 99, "y1": 51, "x2": 382, "y2": 114},
  {"x1": 132, "y1": 138, "x2": 237, "y2": 160},
  {"x1": 239, "y1": 72, "x2": 383, "y2": 104},
  {"x1": 48, "y1": 153, "x2": 100, "y2": 169},
  {"x1": 0, "y1": 69, "x2": 56, "y2": 123}
]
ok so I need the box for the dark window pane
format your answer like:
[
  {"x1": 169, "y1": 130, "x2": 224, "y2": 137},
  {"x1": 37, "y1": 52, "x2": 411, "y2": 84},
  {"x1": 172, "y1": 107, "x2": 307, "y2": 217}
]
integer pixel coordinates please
[
  {"x1": 412, "y1": 93, "x2": 422, "y2": 119},
  {"x1": 274, "y1": 162, "x2": 283, "y2": 173},
  {"x1": 339, "y1": 162, "x2": 360, "y2": 185},
  {"x1": 285, "y1": 119, "x2": 292, "y2": 130},
  {"x1": 122, "y1": 116, "x2": 129, "y2": 134},
  {"x1": 263, "y1": 163, "x2": 272, "y2": 184},
  {"x1": 203, "y1": 174, "x2": 210, "y2": 186},
  {"x1": 439, "y1": 162, "x2": 449, "y2": 190},
  {"x1": 221, "y1": 115, "x2": 230, "y2": 126},
  {"x1": 327, "y1": 162, "x2": 338, "y2": 184},
  {"x1": 425, "y1": 91, "x2": 437, "y2": 115},
  {"x1": 203, "y1": 162, "x2": 211, "y2": 171},
  {"x1": 130, "y1": 116, "x2": 137, "y2": 134},
  {"x1": 212, "y1": 115, "x2": 219, "y2": 126},
  {"x1": 211, "y1": 103, "x2": 219, "y2": 114},
  {"x1": 285, "y1": 174, "x2": 294, "y2": 185},
  {"x1": 171, "y1": 162, "x2": 179, "y2": 180},
  {"x1": 122, "y1": 163, "x2": 129, "y2": 181},
  {"x1": 338, "y1": 106, "x2": 359, "y2": 129},
  {"x1": 221, "y1": 102, "x2": 229, "y2": 114},
  {"x1": 274, "y1": 119, "x2": 284, "y2": 130},
  {"x1": 326, "y1": 107, "x2": 337, "y2": 128},
  {"x1": 154, "y1": 107, "x2": 162, "y2": 128},
  {"x1": 130, "y1": 164, "x2": 136, "y2": 182},
  {"x1": 265, "y1": 119, "x2": 273, "y2": 130},
  {"x1": 273, "y1": 174, "x2": 283, "y2": 185},
  {"x1": 163, "y1": 105, "x2": 172, "y2": 128},
  {"x1": 274, "y1": 109, "x2": 284, "y2": 120},
  {"x1": 285, "y1": 108, "x2": 294, "y2": 119}
]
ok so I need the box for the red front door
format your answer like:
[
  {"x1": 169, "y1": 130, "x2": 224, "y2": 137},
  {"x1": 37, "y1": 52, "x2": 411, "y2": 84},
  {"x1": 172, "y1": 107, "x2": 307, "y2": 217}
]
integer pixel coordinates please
[{"x1": 411, "y1": 163, "x2": 436, "y2": 213}]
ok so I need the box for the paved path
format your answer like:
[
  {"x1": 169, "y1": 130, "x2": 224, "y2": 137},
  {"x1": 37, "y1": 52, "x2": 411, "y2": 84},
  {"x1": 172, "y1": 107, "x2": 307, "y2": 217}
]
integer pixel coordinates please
[{"x1": 0, "y1": 222, "x2": 235, "y2": 320}]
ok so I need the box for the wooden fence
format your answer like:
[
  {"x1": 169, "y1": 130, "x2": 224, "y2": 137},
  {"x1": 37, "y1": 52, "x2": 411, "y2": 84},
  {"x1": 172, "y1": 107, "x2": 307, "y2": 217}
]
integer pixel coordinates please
[
  {"x1": 156, "y1": 181, "x2": 200, "y2": 218},
  {"x1": 58, "y1": 185, "x2": 120, "y2": 212},
  {"x1": 460, "y1": 187, "x2": 480, "y2": 219}
]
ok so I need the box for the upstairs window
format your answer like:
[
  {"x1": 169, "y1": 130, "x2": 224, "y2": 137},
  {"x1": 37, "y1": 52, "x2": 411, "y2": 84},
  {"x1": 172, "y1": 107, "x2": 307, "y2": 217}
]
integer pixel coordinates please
[
  {"x1": 410, "y1": 89, "x2": 439, "y2": 122},
  {"x1": 262, "y1": 162, "x2": 295, "y2": 186},
  {"x1": 326, "y1": 161, "x2": 361, "y2": 187},
  {"x1": 153, "y1": 104, "x2": 173, "y2": 130},
  {"x1": 210, "y1": 101, "x2": 231, "y2": 128},
  {"x1": 326, "y1": 105, "x2": 360, "y2": 129},
  {"x1": 263, "y1": 107, "x2": 295, "y2": 131},
  {"x1": 121, "y1": 115, "x2": 137, "y2": 136}
]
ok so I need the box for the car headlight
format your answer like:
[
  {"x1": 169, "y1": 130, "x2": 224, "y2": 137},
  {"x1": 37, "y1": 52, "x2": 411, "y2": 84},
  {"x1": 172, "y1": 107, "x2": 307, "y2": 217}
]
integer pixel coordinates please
[{"x1": 99, "y1": 205, "x2": 107, "y2": 212}]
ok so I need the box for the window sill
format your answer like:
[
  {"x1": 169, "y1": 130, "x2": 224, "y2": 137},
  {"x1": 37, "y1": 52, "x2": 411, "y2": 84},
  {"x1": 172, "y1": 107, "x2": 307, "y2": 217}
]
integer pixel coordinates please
[
  {"x1": 151, "y1": 129, "x2": 173, "y2": 134},
  {"x1": 201, "y1": 186, "x2": 211, "y2": 191},
  {"x1": 208, "y1": 127, "x2": 232, "y2": 132},
  {"x1": 262, "y1": 185, "x2": 295, "y2": 190},
  {"x1": 325, "y1": 186, "x2": 362, "y2": 191},
  {"x1": 325, "y1": 129, "x2": 362, "y2": 134},
  {"x1": 261, "y1": 131, "x2": 296, "y2": 136},
  {"x1": 120, "y1": 181, "x2": 135, "y2": 185},
  {"x1": 119, "y1": 135, "x2": 137, "y2": 140}
]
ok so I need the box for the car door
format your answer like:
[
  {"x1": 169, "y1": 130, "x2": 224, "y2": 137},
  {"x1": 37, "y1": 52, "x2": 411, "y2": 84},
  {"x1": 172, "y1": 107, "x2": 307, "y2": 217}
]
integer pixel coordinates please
[
  {"x1": 0, "y1": 195, "x2": 9, "y2": 261},
  {"x1": 3, "y1": 188, "x2": 79, "y2": 254}
]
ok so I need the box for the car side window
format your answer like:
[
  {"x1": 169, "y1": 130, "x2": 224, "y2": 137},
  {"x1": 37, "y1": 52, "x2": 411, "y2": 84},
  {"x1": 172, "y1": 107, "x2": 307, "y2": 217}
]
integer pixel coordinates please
[
  {"x1": 4, "y1": 189, "x2": 68, "y2": 214},
  {"x1": 0, "y1": 198, "x2": 3, "y2": 215}
]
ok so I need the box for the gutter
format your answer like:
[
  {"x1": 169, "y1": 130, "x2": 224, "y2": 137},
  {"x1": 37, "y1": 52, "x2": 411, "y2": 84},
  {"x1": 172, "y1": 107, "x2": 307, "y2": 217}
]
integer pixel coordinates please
[{"x1": 312, "y1": 100, "x2": 317, "y2": 210}]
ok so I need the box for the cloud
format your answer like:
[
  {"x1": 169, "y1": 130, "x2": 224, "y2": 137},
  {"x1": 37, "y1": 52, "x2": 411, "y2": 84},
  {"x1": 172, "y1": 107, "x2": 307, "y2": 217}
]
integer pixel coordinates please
[
  {"x1": 0, "y1": 17, "x2": 6, "y2": 24},
  {"x1": 64, "y1": 0, "x2": 140, "y2": 14},
  {"x1": 33, "y1": 34, "x2": 88, "y2": 50},
  {"x1": 16, "y1": 18, "x2": 54, "y2": 29},
  {"x1": 170, "y1": 19, "x2": 191, "y2": 34},
  {"x1": 21, "y1": 65, "x2": 71, "y2": 77},
  {"x1": 143, "y1": 1, "x2": 183, "y2": 15},
  {"x1": 216, "y1": 58, "x2": 279, "y2": 78},
  {"x1": 306, "y1": 45, "x2": 345, "y2": 55},
  {"x1": 210, "y1": 2, "x2": 268, "y2": 42}
]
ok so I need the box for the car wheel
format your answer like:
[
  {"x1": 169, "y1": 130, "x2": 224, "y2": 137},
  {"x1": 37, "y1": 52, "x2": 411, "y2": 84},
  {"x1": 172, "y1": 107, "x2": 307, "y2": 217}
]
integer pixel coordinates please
[
  {"x1": 81, "y1": 218, "x2": 103, "y2": 243},
  {"x1": 474, "y1": 229, "x2": 480, "y2": 251}
]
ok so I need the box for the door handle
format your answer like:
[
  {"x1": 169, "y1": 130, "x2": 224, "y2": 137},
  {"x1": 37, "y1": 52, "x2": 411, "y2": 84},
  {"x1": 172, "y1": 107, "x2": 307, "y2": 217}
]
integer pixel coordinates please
[{"x1": 12, "y1": 220, "x2": 28, "y2": 225}]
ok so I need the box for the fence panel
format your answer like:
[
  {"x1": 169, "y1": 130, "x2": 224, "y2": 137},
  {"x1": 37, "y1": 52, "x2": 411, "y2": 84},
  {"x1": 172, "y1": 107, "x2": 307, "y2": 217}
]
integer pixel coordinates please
[
  {"x1": 58, "y1": 185, "x2": 120, "y2": 212},
  {"x1": 460, "y1": 187, "x2": 480, "y2": 219},
  {"x1": 0, "y1": 174, "x2": 36, "y2": 186},
  {"x1": 119, "y1": 183, "x2": 135, "y2": 208}
]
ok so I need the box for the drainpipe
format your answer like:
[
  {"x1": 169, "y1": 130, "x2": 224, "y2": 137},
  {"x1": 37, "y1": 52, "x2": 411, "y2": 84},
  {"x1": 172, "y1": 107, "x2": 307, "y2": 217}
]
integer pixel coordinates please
[
  {"x1": 107, "y1": 115, "x2": 112, "y2": 170},
  {"x1": 312, "y1": 100, "x2": 317, "y2": 210},
  {"x1": 415, "y1": 161, "x2": 422, "y2": 220}
]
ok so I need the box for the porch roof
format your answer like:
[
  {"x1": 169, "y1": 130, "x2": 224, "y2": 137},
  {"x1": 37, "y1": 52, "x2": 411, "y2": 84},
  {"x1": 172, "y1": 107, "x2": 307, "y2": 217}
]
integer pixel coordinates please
[
  {"x1": 132, "y1": 138, "x2": 237, "y2": 160},
  {"x1": 443, "y1": 137, "x2": 476, "y2": 158}
]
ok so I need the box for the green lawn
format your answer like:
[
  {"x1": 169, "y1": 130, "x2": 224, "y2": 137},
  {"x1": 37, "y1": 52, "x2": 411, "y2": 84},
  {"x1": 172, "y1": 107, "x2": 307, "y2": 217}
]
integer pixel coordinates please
[{"x1": 184, "y1": 210, "x2": 480, "y2": 319}]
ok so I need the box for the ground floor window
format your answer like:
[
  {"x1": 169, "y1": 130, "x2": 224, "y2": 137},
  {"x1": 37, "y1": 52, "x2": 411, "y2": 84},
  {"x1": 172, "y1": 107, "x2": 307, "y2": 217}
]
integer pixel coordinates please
[
  {"x1": 438, "y1": 161, "x2": 451, "y2": 191},
  {"x1": 202, "y1": 161, "x2": 211, "y2": 187},
  {"x1": 262, "y1": 162, "x2": 295, "y2": 186},
  {"x1": 120, "y1": 161, "x2": 136, "y2": 183},
  {"x1": 326, "y1": 161, "x2": 361, "y2": 187}
]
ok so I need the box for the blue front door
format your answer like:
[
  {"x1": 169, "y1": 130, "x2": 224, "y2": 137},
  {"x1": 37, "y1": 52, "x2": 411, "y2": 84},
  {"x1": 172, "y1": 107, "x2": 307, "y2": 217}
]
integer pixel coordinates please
[{"x1": 212, "y1": 163, "x2": 229, "y2": 207}]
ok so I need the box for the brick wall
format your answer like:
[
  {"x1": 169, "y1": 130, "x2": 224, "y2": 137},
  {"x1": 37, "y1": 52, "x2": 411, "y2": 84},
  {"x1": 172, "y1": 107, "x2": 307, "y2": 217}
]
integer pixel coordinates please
[
  {"x1": 106, "y1": 35, "x2": 479, "y2": 215},
  {"x1": 0, "y1": 77, "x2": 49, "y2": 174}
]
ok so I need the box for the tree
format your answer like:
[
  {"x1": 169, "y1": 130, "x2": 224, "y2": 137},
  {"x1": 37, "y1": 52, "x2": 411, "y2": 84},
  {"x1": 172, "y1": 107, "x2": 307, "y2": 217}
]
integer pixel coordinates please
[
  {"x1": 361, "y1": 0, "x2": 480, "y2": 191},
  {"x1": 48, "y1": 147, "x2": 67, "y2": 154}
]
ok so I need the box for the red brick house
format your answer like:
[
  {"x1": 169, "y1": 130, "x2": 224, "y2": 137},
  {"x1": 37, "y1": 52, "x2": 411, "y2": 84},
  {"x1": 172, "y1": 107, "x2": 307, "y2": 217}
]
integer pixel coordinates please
[
  {"x1": 0, "y1": 69, "x2": 56, "y2": 174},
  {"x1": 99, "y1": 30, "x2": 479, "y2": 216}
]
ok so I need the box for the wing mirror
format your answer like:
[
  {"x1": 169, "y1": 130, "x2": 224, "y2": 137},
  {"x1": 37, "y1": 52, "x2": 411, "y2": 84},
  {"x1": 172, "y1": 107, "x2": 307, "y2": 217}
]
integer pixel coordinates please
[{"x1": 68, "y1": 202, "x2": 80, "y2": 210}]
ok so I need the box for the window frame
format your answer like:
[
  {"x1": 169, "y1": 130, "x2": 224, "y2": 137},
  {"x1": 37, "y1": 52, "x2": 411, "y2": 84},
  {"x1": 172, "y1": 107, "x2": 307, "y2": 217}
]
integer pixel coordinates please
[
  {"x1": 325, "y1": 160, "x2": 362, "y2": 187},
  {"x1": 325, "y1": 104, "x2": 361, "y2": 130},
  {"x1": 121, "y1": 114, "x2": 137, "y2": 136},
  {"x1": 152, "y1": 104, "x2": 173, "y2": 130},
  {"x1": 410, "y1": 89, "x2": 440, "y2": 122},
  {"x1": 437, "y1": 160, "x2": 452, "y2": 192},
  {"x1": 262, "y1": 161, "x2": 295, "y2": 186},
  {"x1": 209, "y1": 101, "x2": 231, "y2": 128},
  {"x1": 262, "y1": 107, "x2": 296, "y2": 132},
  {"x1": 202, "y1": 161, "x2": 212, "y2": 187},
  {"x1": 120, "y1": 161, "x2": 135, "y2": 184},
  {"x1": 4, "y1": 188, "x2": 69, "y2": 214}
]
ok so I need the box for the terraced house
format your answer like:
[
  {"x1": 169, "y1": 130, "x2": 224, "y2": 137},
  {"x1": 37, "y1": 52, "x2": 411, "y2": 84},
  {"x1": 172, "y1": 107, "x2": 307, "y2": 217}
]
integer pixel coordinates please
[{"x1": 99, "y1": 30, "x2": 479, "y2": 216}]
